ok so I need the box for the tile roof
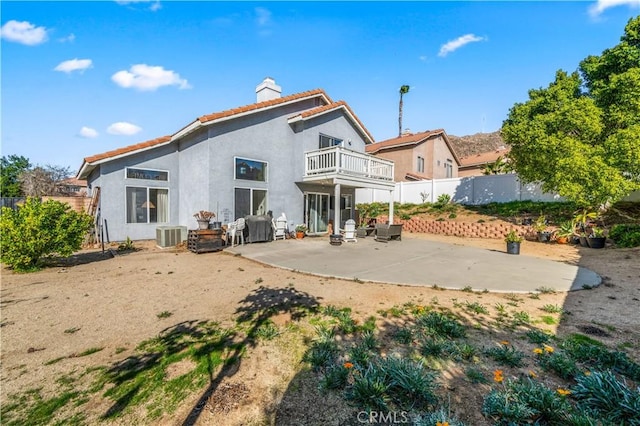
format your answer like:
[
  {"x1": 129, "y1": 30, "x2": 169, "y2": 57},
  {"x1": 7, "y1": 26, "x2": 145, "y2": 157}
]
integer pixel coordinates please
[
  {"x1": 365, "y1": 129, "x2": 447, "y2": 154},
  {"x1": 84, "y1": 135, "x2": 172, "y2": 164},
  {"x1": 290, "y1": 100, "x2": 375, "y2": 144},
  {"x1": 459, "y1": 148, "x2": 510, "y2": 167}
]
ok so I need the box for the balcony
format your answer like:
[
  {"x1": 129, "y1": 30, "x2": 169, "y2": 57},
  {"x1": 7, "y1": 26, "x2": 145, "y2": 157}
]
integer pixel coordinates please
[{"x1": 303, "y1": 146, "x2": 394, "y2": 189}]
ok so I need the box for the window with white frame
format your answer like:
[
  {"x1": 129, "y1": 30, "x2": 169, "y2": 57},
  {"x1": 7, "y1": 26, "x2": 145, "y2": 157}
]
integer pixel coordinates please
[
  {"x1": 235, "y1": 157, "x2": 267, "y2": 182},
  {"x1": 126, "y1": 187, "x2": 169, "y2": 224},
  {"x1": 234, "y1": 188, "x2": 267, "y2": 219},
  {"x1": 126, "y1": 167, "x2": 168, "y2": 181},
  {"x1": 319, "y1": 134, "x2": 343, "y2": 149},
  {"x1": 417, "y1": 156, "x2": 425, "y2": 173}
]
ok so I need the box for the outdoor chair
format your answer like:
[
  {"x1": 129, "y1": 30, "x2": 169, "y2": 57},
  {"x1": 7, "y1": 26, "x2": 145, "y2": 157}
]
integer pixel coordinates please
[
  {"x1": 273, "y1": 213, "x2": 288, "y2": 240},
  {"x1": 342, "y1": 219, "x2": 358, "y2": 243},
  {"x1": 374, "y1": 223, "x2": 402, "y2": 242},
  {"x1": 227, "y1": 218, "x2": 246, "y2": 247}
]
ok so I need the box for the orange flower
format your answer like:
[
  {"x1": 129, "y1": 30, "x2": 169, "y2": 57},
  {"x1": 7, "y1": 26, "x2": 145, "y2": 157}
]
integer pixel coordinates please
[
  {"x1": 584, "y1": 371, "x2": 591, "y2": 376},
  {"x1": 557, "y1": 388, "x2": 571, "y2": 396},
  {"x1": 493, "y1": 369, "x2": 504, "y2": 383},
  {"x1": 543, "y1": 344, "x2": 554, "y2": 353},
  {"x1": 436, "y1": 422, "x2": 449, "y2": 426},
  {"x1": 528, "y1": 370, "x2": 537, "y2": 378},
  {"x1": 343, "y1": 362, "x2": 354, "y2": 369},
  {"x1": 500, "y1": 340, "x2": 510, "y2": 345},
  {"x1": 533, "y1": 348, "x2": 543, "y2": 355}
]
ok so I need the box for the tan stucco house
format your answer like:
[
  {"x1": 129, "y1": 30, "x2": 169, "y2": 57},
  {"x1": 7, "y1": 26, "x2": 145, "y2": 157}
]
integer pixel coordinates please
[{"x1": 365, "y1": 129, "x2": 461, "y2": 181}]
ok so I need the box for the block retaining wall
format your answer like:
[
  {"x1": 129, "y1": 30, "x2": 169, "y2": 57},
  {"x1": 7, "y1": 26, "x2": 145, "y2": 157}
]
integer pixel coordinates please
[{"x1": 378, "y1": 215, "x2": 534, "y2": 240}]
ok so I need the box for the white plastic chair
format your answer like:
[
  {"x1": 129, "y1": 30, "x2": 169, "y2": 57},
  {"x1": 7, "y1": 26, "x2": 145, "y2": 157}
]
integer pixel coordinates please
[
  {"x1": 273, "y1": 213, "x2": 288, "y2": 240},
  {"x1": 227, "y1": 218, "x2": 246, "y2": 247},
  {"x1": 342, "y1": 219, "x2": 357, "y2": 243}
]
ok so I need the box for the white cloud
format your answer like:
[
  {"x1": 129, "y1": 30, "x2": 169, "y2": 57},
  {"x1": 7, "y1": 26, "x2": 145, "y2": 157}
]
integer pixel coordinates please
[
  {"x1": 115, "y1": 0, "x2": 162, "y2": 12},
  {"x1": 438, "y1": 34, "x2": 486, "y2": 57},
  {"x1": 419, "y1": 55, "x2": 428, "y2": 62},
  {"x1": 79, "y1": 126, "x2": 99, "y2": 138},
  {"x1": 0, "y1": 20, "x2": 48, "y2": 45},
  {"x1": 107, "y1": 122, "x2": 142, "y2": 136},
  {"x1": 589, "y1": 0, "x2": 639, "y2": 17},
  {"x1": 54, "y1": 58, "x2": 93, "y2": 73},
  {"x1": 255, "y1": 7, "x2": 272, "y2": 26},
  {"x1": 111, "y1": 64, "x2": 191, "y2": 91},
  {"x1": 58, "y1": 33, "x2": 76, "y2": 43}
]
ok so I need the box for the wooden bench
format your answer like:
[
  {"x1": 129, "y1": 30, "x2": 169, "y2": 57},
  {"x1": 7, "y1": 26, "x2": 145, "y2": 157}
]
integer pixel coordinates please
[{"x1": 374, "y1": 223, "x2": 402, "y2": 242}]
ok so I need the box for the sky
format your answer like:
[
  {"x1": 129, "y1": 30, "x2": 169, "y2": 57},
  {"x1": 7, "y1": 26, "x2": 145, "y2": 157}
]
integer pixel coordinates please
[{"x1": 1, "y1": 1, "x2": 639, "y2": 172}]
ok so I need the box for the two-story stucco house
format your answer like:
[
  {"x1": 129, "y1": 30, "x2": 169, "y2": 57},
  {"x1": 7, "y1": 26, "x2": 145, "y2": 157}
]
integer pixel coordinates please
[
  {"x1": 76, "y1": 78, "x2": 395, "y2": 242},
  {"x1": 365, "y1": 129, "x2": 461, "y2": 181}
]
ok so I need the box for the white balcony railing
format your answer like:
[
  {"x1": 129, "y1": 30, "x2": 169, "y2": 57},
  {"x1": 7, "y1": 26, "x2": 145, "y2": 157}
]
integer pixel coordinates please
[{"x1": 304, "y1": 146, "x2": 394, "y2": 182}]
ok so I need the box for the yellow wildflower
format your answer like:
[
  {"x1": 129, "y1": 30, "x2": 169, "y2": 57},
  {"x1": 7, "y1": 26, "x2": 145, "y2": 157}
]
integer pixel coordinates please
[
  {"x1": 436, "y1": 422, "x2": 450, "y2": 426},
  {"x1": 528, "y1": 370, "x2": 537, "y2": 378},
  {"x1": 343, "y1": 362, "x2": 354, "y2": 369},
  {"x1": 543, "y1": 344, "x2": 554, "y2": 353},
  {"x1": 584, "y1": 371, "x2": 591, "y2": 376},
  {"x1": 557, "y1": 388, "x2": 571, "y2": 396},
  {"x1": 500, "y1": 340, "x2": 510, "y2": 345},
  {"x1": 533, "y1": 348, "x2": 543, "y2": 355},
  {"x1": 493, "y1": 369, "x2": 504, "y2": 383}
]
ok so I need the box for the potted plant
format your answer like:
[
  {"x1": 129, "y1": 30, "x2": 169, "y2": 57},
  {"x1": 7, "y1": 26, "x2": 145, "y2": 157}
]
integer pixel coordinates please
[
  {"x1": 573, "y1": 209, "x2": 598, "y2": 247},
  {"x1": 587, "y1": 227, "x2": 607, "y2": 249},
  {"x1": 193, "y1": 210, "x2": 215, "y2": 230},
  {"x1": 534, "y1": 215, "x2": 551, "y2": 243},
  {"x1": 505, "y1": 229, "x2": 523, "y2": 255},
  {"x1": 295, "y1": 224, "x2": 308, "y2": 239},
  {"x1": 554, "y1": 220, "x2": 575, "y2": 244}
]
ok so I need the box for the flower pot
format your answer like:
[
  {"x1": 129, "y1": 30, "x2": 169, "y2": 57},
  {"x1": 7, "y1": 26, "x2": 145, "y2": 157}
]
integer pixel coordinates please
[
  {"x1": 587, "y1": 237, "x2": 606, "y2": 249},
  {"x1": 329, "y1": 234, "x2": 343, "y2": 246},
  {"x1": 197, "y1": 219, "x2": 210, "y2": 230},
  {"x1": 579, "y1": 236, "x2": 589, "y2": 247},
  {"x1": 537, "y1": 231, "x2": 552, "y2": 243},
  {"x1": 296, "y1": 231, "x2": 305, "y2": 239},
  {"x1": 555, "y1": 236, "x2": 568, "y2": 244},
  {"x1": 506, "y1": 241, "x2": 521, "y2": 255}
]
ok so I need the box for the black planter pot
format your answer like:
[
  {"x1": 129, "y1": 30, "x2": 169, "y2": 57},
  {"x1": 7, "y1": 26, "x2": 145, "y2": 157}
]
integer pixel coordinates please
[
  {"x1": 329, "y1": 234, "x2": 343, "y2": 246},
  {"x1": 578, "y1": 236, "x2": 589, "y2": 247},
  {"x1": 506, "y1": 242, "x2": 521, "y2": 255},
  {"x1": 587, "y1": 237, "x2": 606, "y2": 249},
  {"x1": 537, "y1": 231, "x2": 552, "y2": 243}
]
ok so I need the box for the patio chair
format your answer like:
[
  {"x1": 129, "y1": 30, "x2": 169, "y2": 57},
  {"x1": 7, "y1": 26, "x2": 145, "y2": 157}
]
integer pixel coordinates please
[
  {"x1": 273, "y1": 213, "x2": 288, "y2": 240},
  {"x1": 227, "y1": 218, "x2": 246, "y2": 247},
  {"x1": 342, "y1": 219, "x2": 358, "y2": 243}
]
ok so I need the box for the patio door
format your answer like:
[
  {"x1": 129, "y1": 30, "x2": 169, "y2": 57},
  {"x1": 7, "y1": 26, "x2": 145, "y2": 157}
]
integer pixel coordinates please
[{"x1": 305, "y1": 193, "x2": 329, "y2": 234}]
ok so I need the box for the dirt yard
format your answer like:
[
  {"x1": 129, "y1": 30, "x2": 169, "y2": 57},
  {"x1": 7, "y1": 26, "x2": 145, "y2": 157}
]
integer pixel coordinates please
[{"x1": 1, "y1": 233, "x2": 639, "y2": 425}]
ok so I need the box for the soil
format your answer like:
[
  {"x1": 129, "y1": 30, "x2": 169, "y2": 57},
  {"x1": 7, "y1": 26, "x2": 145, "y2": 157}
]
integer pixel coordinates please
[{"x1": 1, "y1": 232, "x2": 638, "y2": 425}]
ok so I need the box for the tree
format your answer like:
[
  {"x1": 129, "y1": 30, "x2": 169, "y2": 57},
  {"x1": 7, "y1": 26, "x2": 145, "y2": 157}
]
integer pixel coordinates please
[
  {"x1": 398, "y1": 85, "x2": 410, "y2": 137},
  {"x1": 502, "y1": 17, "x2": 640, "y2": 207},
  {"x1": 0, "y1": 155, "x2": 31, "y2": 197},
  {"x1": 0, "y1": 197, "x2": 92, "y2": 271},
  {"x1": 19, "y1": 164, "x2": 72, "y2": 197}
]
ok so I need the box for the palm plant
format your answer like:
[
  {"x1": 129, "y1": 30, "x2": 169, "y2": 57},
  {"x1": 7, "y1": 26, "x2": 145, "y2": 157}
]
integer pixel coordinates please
[{"x1": 398, "y1": 85, "x2": 410, "y2": 137}]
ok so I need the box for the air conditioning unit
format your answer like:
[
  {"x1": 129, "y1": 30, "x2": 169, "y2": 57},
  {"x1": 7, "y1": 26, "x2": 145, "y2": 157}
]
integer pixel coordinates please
[{"x1": 156, "y1": 226, "x2": 187, "y2": 248}]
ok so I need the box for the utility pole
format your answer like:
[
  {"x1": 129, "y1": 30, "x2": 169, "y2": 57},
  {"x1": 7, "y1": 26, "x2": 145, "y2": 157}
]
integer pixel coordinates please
[{"x1": 398, "y1": 85, "x2": 410, "y2": 137}]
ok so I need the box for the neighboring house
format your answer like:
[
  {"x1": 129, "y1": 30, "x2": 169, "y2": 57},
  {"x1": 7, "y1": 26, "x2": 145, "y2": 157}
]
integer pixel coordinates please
[
  {"x1": 365, "y1": 129, "x2": 461, "y2": 181},
  {"x1": 76, "y1": 78, "x2": 395, "y2": 242},
  {"x1": 458, "y1": 147, "x2": 510, "y2": 177},
  {"x1": 56, "y1": 177, "x2": 87, "y2": 196}
]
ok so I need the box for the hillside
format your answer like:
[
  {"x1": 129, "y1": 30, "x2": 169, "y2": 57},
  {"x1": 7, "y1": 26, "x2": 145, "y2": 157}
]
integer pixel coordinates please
[{"x1": 448, "y1": 130, "x2": 509, "y2": 158}]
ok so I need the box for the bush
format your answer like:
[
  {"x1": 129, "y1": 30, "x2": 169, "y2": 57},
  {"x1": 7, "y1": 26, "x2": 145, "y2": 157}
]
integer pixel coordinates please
[
  {"x1": 572, "y1": 370, "x2": 640, "y2": 425},
  {"x1": 609, "y1": 224, "x2": 640, "y2": 248},
  {"x1": 0, "y1": 197, "x2": 92, "y2": 271}
]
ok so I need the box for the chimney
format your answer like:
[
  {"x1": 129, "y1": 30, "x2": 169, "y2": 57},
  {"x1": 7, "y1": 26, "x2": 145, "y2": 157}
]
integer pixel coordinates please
[
  {"x1": 401, "y1": 128, "x2": 412, "y2": 136},
  {"x1": 256, "y1": 77, "x2": 282, "y2": 102}
]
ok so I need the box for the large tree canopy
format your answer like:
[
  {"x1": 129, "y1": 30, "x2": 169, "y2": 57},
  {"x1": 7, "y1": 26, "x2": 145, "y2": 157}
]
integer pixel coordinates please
[
  {"x1": 502, "y1": 17, "x2": 640, "y2": 207},
  {"x1": 0, "y1": 155, "x2": 31, "y2": 197}
]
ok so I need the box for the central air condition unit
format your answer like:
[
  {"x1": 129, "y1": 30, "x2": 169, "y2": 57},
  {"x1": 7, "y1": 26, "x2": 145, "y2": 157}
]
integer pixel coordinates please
[{"x1": 156, "y1": 226, "x2": 187, "y2": 248}]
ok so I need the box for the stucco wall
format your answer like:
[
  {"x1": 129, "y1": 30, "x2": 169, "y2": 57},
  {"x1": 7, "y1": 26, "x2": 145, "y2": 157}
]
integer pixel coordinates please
[
  {"x1": 431, "y1": 136, "x2": 458, "y2": 179},
  {"x1": 86, "y1": 99, "x2": 370, "y2": 241}
]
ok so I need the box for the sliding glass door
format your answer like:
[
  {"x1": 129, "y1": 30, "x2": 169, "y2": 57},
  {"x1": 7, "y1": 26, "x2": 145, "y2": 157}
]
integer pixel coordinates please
[{"x1": 305, "y1": 193, "x2": 329, "y2": 234}]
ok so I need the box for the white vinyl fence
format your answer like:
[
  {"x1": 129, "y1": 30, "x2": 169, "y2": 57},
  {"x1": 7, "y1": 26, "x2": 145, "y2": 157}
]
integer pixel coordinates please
[{"x1": 355, "y1": 174, "x2": 565, "y2": 205}]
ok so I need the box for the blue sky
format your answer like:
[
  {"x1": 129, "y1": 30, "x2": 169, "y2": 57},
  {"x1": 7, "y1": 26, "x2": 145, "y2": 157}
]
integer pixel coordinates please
[{"x1": 1, "y1": 1, "x2": 638, "y2": 172}]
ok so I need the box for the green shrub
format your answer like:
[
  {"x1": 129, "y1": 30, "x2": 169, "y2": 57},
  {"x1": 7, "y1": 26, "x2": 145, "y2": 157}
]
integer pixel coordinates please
[
  {"x1": 609, "y1": 224, "x2": 640, "y2": 248},
  {"x1": 484, "y1": 345, "x2": 526, "y2": 368},
  {"x1": 414, "y1": 312, "x2": 466, "y2": 339},
  {"x1": 0, "y1": 197, "x2": 92, "y2": 271},
  {"x1": 572, "y1": 370, "x2": 640, "y2": 425}
]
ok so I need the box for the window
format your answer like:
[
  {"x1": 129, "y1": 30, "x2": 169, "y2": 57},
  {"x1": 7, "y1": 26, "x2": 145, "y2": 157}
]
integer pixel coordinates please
[
  {"x1": 126, "y1": 167, "x2": 168, "y2": 181},
  {"x1": 319, "y1": 134, "x2": 343, "y2": 149},
  {"x1": 417, "y1": 156, "x2": 425, "y2": 173},
  {"x1": 235, "y1": 157, "x2": 267, "y2": 182},
  {"x1": 234, "y1": 188, "x2": 267, "y2": 219},
  {"x1": 445, "y1": 160, "x2": 453, "y2": 178},
  {"x1": 126, "y1": 187, "x2": 169, "y2": 223}
]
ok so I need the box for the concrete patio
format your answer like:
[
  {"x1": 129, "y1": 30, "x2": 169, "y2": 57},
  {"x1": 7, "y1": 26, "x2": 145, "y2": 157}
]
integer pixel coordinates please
[{"x1": 225, "y1": 234, "x2": 601, "y2": 293}]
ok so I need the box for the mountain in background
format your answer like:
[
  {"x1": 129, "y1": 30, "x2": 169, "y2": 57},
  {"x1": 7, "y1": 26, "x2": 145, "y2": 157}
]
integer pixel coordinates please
[{"x1": 448, "y1": 131, "x2": 508, "y2": 158}]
